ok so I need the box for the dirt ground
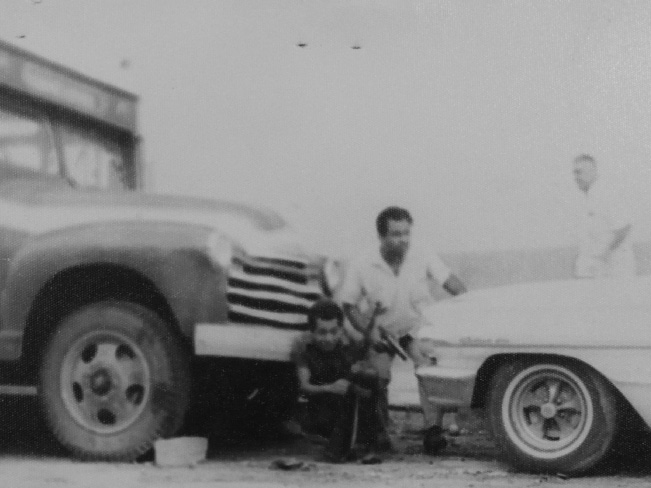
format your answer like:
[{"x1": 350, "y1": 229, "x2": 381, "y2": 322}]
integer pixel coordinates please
[{"x1": 2, "y1": 397, "x2": 651, "y2": 488}]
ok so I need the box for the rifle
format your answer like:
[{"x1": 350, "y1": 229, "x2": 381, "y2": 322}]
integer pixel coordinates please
[
  {"x1": 364, "y1": 302, "x2": 408, "y2": 361},
  {"x1": 377, "y1": 325, "x2": 408, "y2": 361}
]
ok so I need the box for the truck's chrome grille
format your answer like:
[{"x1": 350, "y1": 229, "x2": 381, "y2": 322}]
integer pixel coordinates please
[{"x1": 227, "y1": 256, "x2": 323, "y2": 330}]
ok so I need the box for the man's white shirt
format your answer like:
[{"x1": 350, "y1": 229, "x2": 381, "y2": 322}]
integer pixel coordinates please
[
  {"x1": 339, "y1": 244, "x2": 451, "y2": 338},
  {"x1": 575, "y1": 179, "x2": 635, "y2": 278}
]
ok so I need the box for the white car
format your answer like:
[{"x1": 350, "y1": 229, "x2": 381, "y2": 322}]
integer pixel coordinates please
[{"x1": 416, "y1": 277, "x2": 651, "y2": 475}]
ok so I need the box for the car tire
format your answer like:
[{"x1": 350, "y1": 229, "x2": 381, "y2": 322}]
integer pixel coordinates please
[
  {"x1": 487, "y1": 358, "x2": 619, "y2": 475},
  {"x1": 39, "y1": 301, "x2": 190, "y2": 461}
]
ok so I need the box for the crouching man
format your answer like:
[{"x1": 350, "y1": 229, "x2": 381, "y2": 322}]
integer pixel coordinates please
[{"x1": 292, "y1": 299, "x2": 387, "y2": 463}]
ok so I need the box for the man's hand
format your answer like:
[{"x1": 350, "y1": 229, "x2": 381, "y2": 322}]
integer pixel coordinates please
[
  {"x1": 371, "y1": 302, "x2": 389, "y2": 318},
  {"x1": 350, "y1": 384, "x2": 372, "y2": 398},
  {"x1": 328, "y1": 379, "x2": 351, "y2": 396},
  {"x1": 443, "y1": 274, "x2": 467, "y2": 296},
  {"x1": 409, "y1": 341, "x2": 432, "y2": 367},
  {"x1": 609, "y1": 224, "x2": 632, "y2": 252},
  {"x1": 343, "y1": 302, "x2": 388, "y2": 342},
  {"x1": 365, "y1": 302, "x2": 388, "y2": 346}
]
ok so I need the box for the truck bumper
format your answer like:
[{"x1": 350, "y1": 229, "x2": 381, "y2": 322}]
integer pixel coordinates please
[
  {"x1": 194, "y1": 323, "x2": 303, "y2": 362},
  {"x1": 415, "y1": 365, "x2": 476, "y2": 409}
]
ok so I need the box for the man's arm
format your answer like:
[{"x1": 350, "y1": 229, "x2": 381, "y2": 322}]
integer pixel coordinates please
[
  {"x1": 292, "y1": 335, "x2": 349, "y2": 395},
  {"x1": 592, "y1": 224, "x2": 631, "y2": 262},
  {"x1": 296, "y1": 365, "x2": 350, "y2": 396},
  {"x1": 608, "y1": 224, "x2": 632, "y2": 252},
  {"x1": 342, "y1": 303, "x2": 367, "y2": 336},
  {"x1": 442, "y1": 273, "x2": 467, "y2": 296},
  {"x1": 342, "y1": 302, "x2": 387, "y2": 349},
  {"x1": 339, "y1": 259, "x2": 366, "y2": 335},
  {"x1": 600, "y1": 186, "x2": 633, "y2": 257},
  {"x1": 426, "y1": 250, "x2": 467, "y2": 296}
]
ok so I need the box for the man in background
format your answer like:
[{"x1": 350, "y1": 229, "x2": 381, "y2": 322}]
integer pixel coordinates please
[
  {"x1": 339, "y1": 206, "x2": 467, "y2": 455},
  {"x1": 572, "y1": 154, "x2": 636, "y2": 278}
]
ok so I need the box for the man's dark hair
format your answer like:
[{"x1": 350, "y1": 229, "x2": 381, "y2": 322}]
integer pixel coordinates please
[
  {"x1": 376, "y1": 206, "x2": 413, "y2": 237},
  {"x1": 307, "y1": 298, "x2": 344, "y2": 331},
  {"x1": 574, "y1": 153, "x2": 596, "y2": 165}
]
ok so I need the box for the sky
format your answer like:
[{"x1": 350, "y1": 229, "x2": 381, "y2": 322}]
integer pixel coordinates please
[{"x1": 2, "y1": 0, "x2": 651, "y2": 258}]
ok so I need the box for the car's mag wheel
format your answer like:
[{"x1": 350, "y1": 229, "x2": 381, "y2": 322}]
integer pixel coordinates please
[
  {"x1": 488, "y1": 358, "x2": 619, "y2": 475},
  {"x1": 39, "y1": 301, "x2": 190, "y2": 461}
]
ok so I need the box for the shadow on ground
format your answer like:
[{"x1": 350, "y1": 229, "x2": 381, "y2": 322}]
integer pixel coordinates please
[
  {"x1": 0, "y1": 395, "x2": 650, "y2": 480},
  {"x1": 0, "y1": 397, "x2": 67, "y2": 458}
]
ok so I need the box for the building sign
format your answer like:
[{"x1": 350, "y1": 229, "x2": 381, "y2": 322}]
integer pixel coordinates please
[{"x1": 0, "y1": 41, "x2": 137, "y2": 133}]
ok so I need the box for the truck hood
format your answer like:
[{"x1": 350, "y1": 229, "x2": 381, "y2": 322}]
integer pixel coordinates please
[
  {"x1": 2, "y1": 180, "x2": 315, "y2": 259},
  {"x1": 420, "y1": 276, "x2": 651, "y2": 348}
]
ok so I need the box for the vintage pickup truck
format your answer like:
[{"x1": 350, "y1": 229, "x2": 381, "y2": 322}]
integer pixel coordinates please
[{"x1": 0, "y1": 40, "x2": 333, "y2": 461}]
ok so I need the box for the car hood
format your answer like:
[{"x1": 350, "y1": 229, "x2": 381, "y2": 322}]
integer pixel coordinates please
[
  {"x1": 1, "y1": 179, "x2": 315, "y2": 259},
  {"x1": 419, "y1": 276, "x2": 651, "y2": 348}
]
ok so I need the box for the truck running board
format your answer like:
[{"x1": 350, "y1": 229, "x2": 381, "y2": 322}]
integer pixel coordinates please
[{"x1": 0, "y1": 385, "x2": 37, "y2": 396}]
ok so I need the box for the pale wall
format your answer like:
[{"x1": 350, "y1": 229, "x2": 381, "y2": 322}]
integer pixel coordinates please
[{"x1": 1, "y1": 1, "x2": 651, "y2": 267}]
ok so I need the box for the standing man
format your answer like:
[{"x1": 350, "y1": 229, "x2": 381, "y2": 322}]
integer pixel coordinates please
[
  {"x1": 572, "y1": 154, "x2": 636, "y2": 278},
  {"x1": 339, "y1": 206, "x2": 466, "y2": 455}
]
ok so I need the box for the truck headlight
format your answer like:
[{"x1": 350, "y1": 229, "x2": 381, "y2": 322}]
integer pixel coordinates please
[{"x1": 206, "y1": 231, "x2": 234, "y2": 269}]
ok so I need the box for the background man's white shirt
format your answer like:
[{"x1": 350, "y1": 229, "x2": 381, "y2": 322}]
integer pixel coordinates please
[
  {"x1": 575, "y1": 179, "x2": 635, "y2": 278},
  {"x1": 339, "y1": 244, "x2": 451, "y2": 338}
]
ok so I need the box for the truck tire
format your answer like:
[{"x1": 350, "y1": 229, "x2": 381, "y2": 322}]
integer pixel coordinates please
[
  {"x1": 39, "y1": 301, "x2": 190, "y2": 461},
  {"x1": 487, "y1": 359, "x2": 619, "y2": 475}
]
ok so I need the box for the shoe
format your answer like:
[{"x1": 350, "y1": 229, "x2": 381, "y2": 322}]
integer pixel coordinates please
[
  {"x1": 321, "y1": 449, "x2": 347, "y2": 464},
  {"x1": 345, "y1": 449, "x2": 360, "y2": 462},
  {"x1": 305, "y1": 433, "x2": 329, "y2": 445},
  {"x1": 360, "y1": 453, "x2": 383, "y2": 465},
  {"x1": 423, "y1": 425, "x2": 448, "y2": 455},
  {"x1": 280, "y1": 419, "x2": 305, "y2": 439},
  {"x1": 270, "y1": 458, "x2": 305, "y2": 471},
  {"x1": 375, "y1": 434, "x2": 393, "y2": 453}
]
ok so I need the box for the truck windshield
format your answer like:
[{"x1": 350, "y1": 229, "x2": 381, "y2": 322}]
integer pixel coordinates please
[
  {"x1": 59, "y1": 124, "x2": 131, "y2": 189},
  {"x1": 0, "y1": 106, "x2": 58, "y2": 179},
  {"x1": 0, "y1": 105, "x2": 132, "y2": 190}
]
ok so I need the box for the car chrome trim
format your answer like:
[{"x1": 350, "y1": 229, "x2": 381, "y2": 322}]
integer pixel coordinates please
[{"x1": 416, "y1": 365, "x2": 476, "y2": 407}]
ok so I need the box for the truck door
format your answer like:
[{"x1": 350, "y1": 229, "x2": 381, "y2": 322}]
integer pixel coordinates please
[{"x1": 0, "y1": 105, "x2": 57, "y2": 302}]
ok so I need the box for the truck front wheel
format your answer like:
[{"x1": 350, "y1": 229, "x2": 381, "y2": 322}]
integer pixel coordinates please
[{"x1": 39, "y1": 301, "x2": 190, "y2": 461}]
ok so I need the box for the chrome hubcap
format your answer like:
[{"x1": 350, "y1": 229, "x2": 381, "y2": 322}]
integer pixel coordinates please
[
  {"x1": 89, "y1": 369, "x2": 113, "y2": 396},
  {"x1": 504, "y1": 366, "x2": 593, "y2": 458},
  {"x1": 540, "y1": 402, "x2": 558, "y2": 419},
  {"x1": 61, "y1": 333, "x2": 151, "y2": 434}
]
